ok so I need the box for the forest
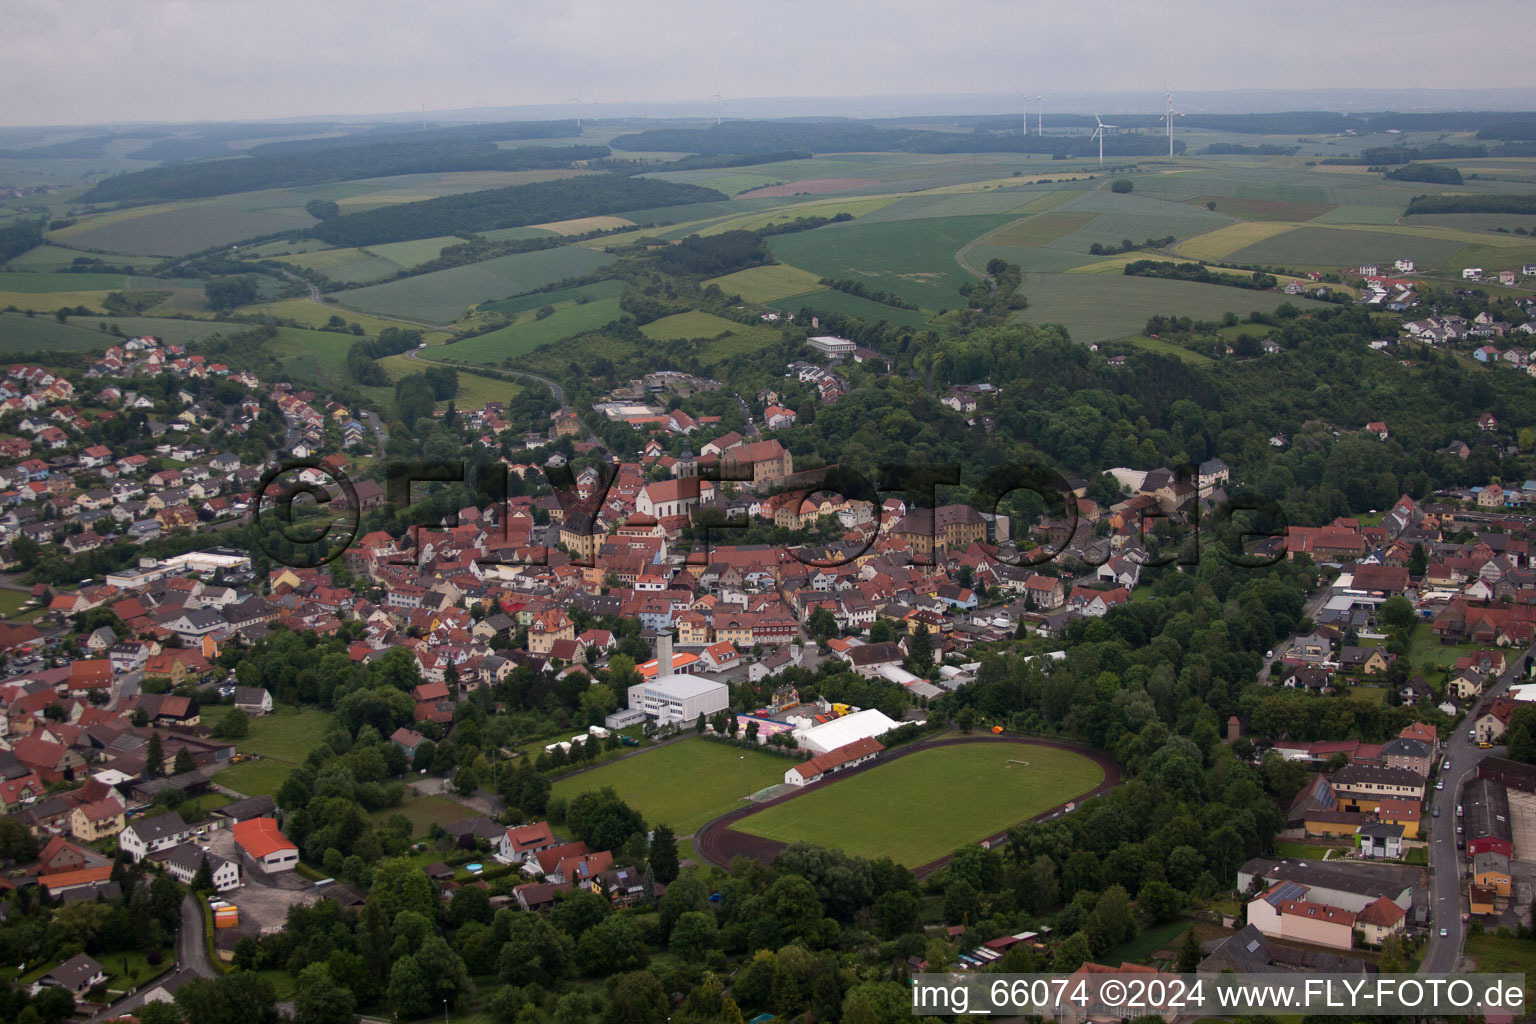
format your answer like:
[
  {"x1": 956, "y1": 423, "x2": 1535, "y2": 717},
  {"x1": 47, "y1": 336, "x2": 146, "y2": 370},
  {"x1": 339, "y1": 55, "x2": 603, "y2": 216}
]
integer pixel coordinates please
[
  {"x1": 81, "y1": 143, "x2": 612, "y2": 203},
  {"x1": 1405, "y1": 193, "x2": 1536, "y2": 215},
  {"x1": 309, "y1": 176, "x2": 726, "y2": 246}
]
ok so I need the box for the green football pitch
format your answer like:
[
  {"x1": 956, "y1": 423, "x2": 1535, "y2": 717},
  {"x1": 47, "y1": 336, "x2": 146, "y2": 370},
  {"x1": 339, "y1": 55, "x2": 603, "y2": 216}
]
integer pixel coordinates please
[{"x1": 734, "y1": 741, "x2": 1104, "y2": 866}]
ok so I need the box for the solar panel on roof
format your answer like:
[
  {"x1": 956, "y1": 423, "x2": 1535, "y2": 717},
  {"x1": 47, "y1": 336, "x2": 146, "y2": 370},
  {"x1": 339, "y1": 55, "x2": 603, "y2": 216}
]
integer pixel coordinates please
[{"x1": 1246, "y1": 939, "x2": 1261, "y2": 952}]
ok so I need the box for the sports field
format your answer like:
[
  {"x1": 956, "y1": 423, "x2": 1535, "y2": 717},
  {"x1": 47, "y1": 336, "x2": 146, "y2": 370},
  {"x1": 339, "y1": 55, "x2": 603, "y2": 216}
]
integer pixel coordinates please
[
  {"x1": 552, "y1": 738, "x2": 790, "y2": 835},
  {"x1": 733, "y1": 741, "x2": 1104, "y2": 865}
]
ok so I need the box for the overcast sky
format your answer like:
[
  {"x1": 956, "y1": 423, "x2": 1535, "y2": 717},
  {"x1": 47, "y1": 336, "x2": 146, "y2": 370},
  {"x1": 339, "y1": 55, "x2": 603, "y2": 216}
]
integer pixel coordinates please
[{"x1": 9, "y1": 0, "x2": 1536, "y2": 126}]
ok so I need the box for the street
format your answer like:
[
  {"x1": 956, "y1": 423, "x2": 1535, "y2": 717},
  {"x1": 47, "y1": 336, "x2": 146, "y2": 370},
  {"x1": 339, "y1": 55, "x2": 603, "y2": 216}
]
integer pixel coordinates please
[{"x1": 1419, "y1": 639, "x2": 1534, "y2": 973}]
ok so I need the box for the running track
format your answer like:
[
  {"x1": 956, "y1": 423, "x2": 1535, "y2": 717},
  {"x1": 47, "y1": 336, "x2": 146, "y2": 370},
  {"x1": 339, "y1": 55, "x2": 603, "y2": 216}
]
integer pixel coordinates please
[{"x1": 692, "y1": 735, "x2": 1120, "y2": 878}]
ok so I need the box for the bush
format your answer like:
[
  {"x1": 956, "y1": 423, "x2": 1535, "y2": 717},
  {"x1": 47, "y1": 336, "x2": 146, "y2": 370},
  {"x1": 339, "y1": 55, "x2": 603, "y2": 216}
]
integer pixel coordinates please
[{"x1": 1111, "y1": 178, "x2": 1134, "y2": 193}]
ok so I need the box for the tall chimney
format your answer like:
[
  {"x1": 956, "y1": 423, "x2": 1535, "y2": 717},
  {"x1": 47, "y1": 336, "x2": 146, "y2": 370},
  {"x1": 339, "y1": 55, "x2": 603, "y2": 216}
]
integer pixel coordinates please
[{"x1": 657, "y1": 631, "x2": 673, "y2": 677}]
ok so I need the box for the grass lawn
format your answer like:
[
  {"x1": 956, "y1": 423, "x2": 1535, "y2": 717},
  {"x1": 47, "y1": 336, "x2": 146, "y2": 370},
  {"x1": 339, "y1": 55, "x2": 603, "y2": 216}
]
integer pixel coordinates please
[
  {"x1": 735, "y1": 741, "x2": 1104, "y2": 866},
  {"x1": 1104, "y1": 919, "x2": 1190, "y2": 966},
  {"x1": 255, "y1": 969, "x2": 299, "y2": 1000},
  {"x1": 212, "y1": 706, "x2": 333, "y2": 796},
  {"x1": 0, "y1": 589, "x2": 32, "y2": 618},
  {"x1": 212, "y1": 758, "x2": 291, "y2": 797},
  {"x1": 102, "y1": 949, "x2": 173, "y2": 992},
  {"x1": 176, "y1": 792, "x2": 233, "y2": 822},
  {"x1": 1274, "y1": 842, "x2": 1345, "y2": 859},
  {"x1": 241, "y1": 707, "x2": 334, "y2": 762},
  {"x1": 551, "y1": 738, "x2": 790, "y2": 836},
  {"x1": 373, "y1": 794, "x2": 475, "y2": 836},
  {"x1": 1466, "y1": 932, "x2": 1536, "y2": 1002}
]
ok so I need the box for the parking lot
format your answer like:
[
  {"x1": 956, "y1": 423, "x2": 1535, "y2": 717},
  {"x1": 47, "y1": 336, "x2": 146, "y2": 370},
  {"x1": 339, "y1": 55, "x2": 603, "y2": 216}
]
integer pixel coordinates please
[{"x1": 199, "y1": 828, "x2": 317, "y2": 934}]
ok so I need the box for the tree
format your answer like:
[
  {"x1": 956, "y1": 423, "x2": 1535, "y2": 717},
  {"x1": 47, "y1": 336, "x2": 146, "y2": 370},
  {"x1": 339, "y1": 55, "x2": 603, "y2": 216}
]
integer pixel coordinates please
[
  {"x1": 956, "y1": 706, "x2": 975, "y2": 733},
  {"x1": 649, "y1": 823, "x2": 679, "y2": 884},
  {"x1": 415, "y1": 934, "x2": 474, "y2": 1011},
  {"x1": 1086, "y1": 884, "x2": 1136, "y2": 953},
  {"x1": 1176, "y1": 927, "x2": 1203, "y2": 973},
  {"x1": 807, "y1": 606, "x2": 838, "y2": 641},
  {"x1": 1378, "y1": 595, "x2": 1416, "y2": 633},
  {"x1": 146, "y1": 731, "x2": 165, "y2": 777},
  {"x1": 214, "y1": 708, "x2": 249, "y2": 739},
  {"x1": 1111, "y1": 178, "x2": 1134, "y2": 193},
  {"x1": 1137, "y1": 878, "x2": 1180, "y2": 925},
  {"x1": 175, "y1": 973, "x2": 279, "y2": 1024},
  {"x1": 386, "y1": 956, "x2": 431, "y2": 1020},
  {"x1": 191, "y1": 855, "x2": 214, "y2": 893},
  {"x1": 137, "y1": 1003, "x2": 184, "y2": 1024},
  {"x1": 29, "y1": 987, "x2": 74, "y2": 1024},
  {"x1": 842, "y1": 982, "x2": 909, "y2": 1024},
  {"x1": 1055, "y1": 930, "x2": 1094, "y2": 973},
  {"x1": 604, "y1": 971, "x2": 669, "y2": 1024},
  {"x1": 1408, "y1": 542, "x2": 1428, "y2": 578},
  {"x1": 873, "y1": 889, "x2": 920, "y2": 938},
  {"x1": 203, "y1": 276, "x2": 259, "y2": 311},
  {"x1": 669, "y1": 910, "x2": 718, "y2": 959},
  {"x1": 908, "y1": 622, "x2": 933, "y2": 671},
  {"x1": 292, "y1": 964, "x2": 357, "y2": 1024},
  {"x1": 173, "y1": 746, "x2": 197, "y2": 776},
  {"x1": 576, "y1": 914, "x2": 647, "y2": 976},
  {"x1": 368, "y1": 858, "x2": 436, "y2": 923},
  {"x1": 0, "y1": 816, "x2": 37, "y2": 861},
  {"x1": 565, "y1": 787, "x2": 644, "y2": 851}
]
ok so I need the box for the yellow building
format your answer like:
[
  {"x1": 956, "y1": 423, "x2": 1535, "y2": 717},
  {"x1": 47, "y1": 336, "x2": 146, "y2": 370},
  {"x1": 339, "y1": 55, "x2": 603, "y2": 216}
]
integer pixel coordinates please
[{"x1": 70, "y1": 799, "x2": 125, "y2": 842}]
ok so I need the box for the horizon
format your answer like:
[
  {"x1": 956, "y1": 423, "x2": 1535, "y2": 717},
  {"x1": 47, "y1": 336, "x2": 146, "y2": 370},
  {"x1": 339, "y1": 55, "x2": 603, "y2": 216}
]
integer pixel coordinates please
[{"x1": 7, "y1": 0, "x2": 1536, "y2": 127}]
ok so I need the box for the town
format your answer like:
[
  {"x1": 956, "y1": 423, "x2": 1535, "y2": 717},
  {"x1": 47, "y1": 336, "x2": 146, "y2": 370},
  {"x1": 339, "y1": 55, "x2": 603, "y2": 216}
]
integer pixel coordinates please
[{"x1": 8, "y1": 24, "x2": 1536, "y2": 1020}]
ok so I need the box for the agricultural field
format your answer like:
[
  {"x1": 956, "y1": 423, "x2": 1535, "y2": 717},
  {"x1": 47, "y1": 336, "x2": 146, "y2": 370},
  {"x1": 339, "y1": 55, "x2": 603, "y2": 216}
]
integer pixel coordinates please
[
  {"x1": 1017, "y1": 273, "x2": 1330, "y2": 344},
  {"x1": 766, "y1": 287, "x2": 932, "y2": 328},
  {"x1": 705, "y1": 263, "x2": 824, "y2": 303},
  {"x1": 735, "y1": 741, "x2": 1104, "y2": 866},
  {"x1": 335, "y1": 245, "x2": 615, "y2": 325},
  {"x1": 640, "y1": 310, "x2": 752, "y2": 340},
  {"x1": 767, "y1": 213, "x2": 1020, "y2": 310},
  {"x1": 259, "y1": 326, "x2": 378, "y2": 394},
  {"x1": 0, "y1": 312, "x2": 223, "y2": 353},
  {"x1": 476, "y1": 278, "x2": 625, "y2": 316},
  {"x1": 47, "y1": 194, "x2": 318, "y2": 256},
  {"x1": 438, "y1": 296, "x2": 624, "y2": 363},
  {"x1": 3, "y1": 244, "x2": 163, "y2": 270},
  {"x1": 1222, "y1": 225, "x2": 1470, "y2": 270},
  {"x1": 551, "y1": 738, "x2": 790, "y2": 835},
  {"x1": 252, "y1": 297, "x2": 453, "y2": 341}
]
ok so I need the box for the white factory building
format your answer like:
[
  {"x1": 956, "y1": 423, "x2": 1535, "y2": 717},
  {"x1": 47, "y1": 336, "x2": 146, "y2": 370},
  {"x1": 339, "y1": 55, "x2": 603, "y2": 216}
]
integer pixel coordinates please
[{"x1": 625, "y1": 633, "x2": 729, "y2": 725}]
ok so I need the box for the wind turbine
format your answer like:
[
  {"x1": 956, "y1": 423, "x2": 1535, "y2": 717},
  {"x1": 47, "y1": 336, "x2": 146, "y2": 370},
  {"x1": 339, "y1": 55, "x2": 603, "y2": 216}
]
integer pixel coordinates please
[
  {"x1": 1034, "y1": 92, "x2": 1044, "y2": 136},
  {"x1": 569, "y1": 86, "x2": 586, "y2": 130},
  {"x1": 709, "y1": 83, "x2": 725, "y2": 125},
  {"x1": 1019, "y1": 92, "x2": 1029, "y2": 136},
  {"x1": 1160, "y1": 86, "x2": 1185, "y2": 159},
  {"x1": 1092, "y1": 114, "x2": 1117, "y2": 166}
]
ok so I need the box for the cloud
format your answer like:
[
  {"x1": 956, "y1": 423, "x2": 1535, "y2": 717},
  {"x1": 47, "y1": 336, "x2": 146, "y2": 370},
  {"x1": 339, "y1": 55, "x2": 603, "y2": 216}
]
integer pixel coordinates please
[{"x1": 4, "y1": 0, "x2": 1533, "y2": 125}]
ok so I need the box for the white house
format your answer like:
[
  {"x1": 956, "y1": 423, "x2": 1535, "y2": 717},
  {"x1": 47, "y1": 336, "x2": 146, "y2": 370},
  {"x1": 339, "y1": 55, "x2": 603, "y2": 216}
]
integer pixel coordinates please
[
  {"x1": 496, "y1": 820, "x2": 557, "y2": 865},
  {"x1": 119, "y1": 812, "x2": 189, "y2": 862},
  {"x1": 157, "y1": 845, "x2": 241, "y2": 891},
  {"x1": 233, "y1": 687, "x2": 273, "y2": 715}
]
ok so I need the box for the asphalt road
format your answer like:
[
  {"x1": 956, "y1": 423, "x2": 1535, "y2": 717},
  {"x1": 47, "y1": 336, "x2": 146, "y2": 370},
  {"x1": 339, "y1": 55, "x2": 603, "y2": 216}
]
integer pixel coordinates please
[{"x1": 1420, "y1": 640, "x2": 1533, "y2": 973}]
